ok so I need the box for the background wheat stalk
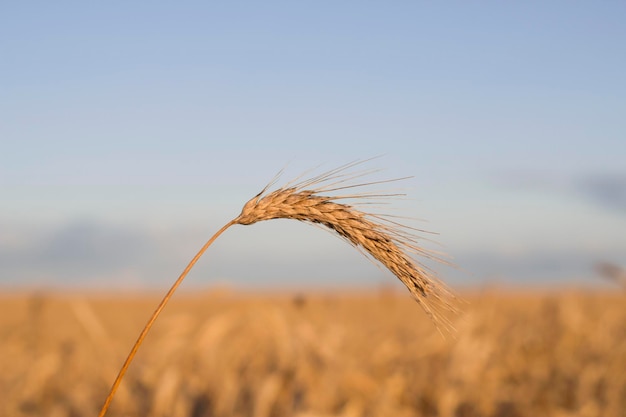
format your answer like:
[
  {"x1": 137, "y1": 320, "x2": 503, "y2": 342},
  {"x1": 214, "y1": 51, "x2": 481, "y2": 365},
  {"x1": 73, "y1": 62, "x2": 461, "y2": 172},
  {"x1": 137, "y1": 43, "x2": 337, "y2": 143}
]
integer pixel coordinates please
[{"x1": 98, "y1": 159, "x2": 455, "y2": 417}]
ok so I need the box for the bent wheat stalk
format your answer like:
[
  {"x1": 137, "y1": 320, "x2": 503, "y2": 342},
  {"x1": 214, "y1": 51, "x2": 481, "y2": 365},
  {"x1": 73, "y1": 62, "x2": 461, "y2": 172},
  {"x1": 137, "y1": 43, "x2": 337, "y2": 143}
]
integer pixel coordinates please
[{"x1": 98, "y1": 159, "x2": 455, "y2": 417}]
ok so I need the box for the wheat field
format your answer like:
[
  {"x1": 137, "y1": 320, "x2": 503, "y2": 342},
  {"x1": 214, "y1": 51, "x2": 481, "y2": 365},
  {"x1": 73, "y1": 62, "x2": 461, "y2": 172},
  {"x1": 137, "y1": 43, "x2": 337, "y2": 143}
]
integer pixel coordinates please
[{"x1": 1, "y1": 288, "x2": 624, "y2": 417}]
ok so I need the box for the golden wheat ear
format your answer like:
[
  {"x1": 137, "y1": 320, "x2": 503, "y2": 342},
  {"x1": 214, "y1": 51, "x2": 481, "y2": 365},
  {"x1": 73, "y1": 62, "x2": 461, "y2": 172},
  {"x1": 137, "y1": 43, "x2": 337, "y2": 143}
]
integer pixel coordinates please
[
  {"x1": 235, "y1": 160, "x2": 457, "y2": 325},
  {"x1": 98, "y1": 159, "x2": 456, "y2": 417}
]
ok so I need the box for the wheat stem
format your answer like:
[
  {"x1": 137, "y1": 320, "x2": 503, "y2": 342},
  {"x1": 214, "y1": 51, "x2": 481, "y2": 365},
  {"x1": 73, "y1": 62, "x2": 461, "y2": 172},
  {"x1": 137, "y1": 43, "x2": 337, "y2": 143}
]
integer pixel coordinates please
[{"x1": 97, "y1": 219, "x2": 237, "y2": 417}]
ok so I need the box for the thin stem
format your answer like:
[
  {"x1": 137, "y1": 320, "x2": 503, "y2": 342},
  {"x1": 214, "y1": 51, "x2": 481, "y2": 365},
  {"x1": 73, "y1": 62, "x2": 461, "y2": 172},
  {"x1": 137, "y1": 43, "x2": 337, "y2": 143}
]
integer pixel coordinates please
[{"x1": 97, "y1": 219, "x2": 237, "y2": 417}]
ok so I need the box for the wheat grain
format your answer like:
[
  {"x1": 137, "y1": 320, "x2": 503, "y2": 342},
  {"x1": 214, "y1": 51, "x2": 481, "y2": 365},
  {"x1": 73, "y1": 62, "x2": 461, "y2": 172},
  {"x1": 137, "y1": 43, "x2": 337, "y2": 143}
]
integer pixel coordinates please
[{"x1": 235, "y1": 161, "x2": 455, "y2": 326}]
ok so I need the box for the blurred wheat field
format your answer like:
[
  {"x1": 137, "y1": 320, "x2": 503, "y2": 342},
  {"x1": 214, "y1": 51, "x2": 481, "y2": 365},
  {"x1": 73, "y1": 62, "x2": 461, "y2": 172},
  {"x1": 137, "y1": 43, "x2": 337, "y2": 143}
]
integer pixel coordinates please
[{"x1": 1, "y1": 289, "x2": 625, "y2": 417}]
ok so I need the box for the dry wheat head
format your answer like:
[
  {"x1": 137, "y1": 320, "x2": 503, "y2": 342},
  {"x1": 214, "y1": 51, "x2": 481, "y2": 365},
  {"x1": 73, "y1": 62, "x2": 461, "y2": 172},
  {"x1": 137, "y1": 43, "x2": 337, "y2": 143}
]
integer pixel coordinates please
[{"x1": 235, "y1": 160, "x2": 456, "y2": 328}]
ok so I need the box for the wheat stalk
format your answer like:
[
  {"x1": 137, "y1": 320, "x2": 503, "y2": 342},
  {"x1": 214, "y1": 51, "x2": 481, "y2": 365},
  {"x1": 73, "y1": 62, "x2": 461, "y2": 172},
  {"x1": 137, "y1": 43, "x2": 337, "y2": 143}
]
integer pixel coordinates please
[{"x1": 98, "y1": 159, "x2": 455, "y2": 417}]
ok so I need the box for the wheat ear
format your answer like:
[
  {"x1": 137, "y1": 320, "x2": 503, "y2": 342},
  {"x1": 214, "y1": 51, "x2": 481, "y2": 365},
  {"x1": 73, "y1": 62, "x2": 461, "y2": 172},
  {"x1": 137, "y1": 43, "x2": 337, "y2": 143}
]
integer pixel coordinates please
[{"x1": 98, "y1": 160, "x2": 455, "y2": 417}]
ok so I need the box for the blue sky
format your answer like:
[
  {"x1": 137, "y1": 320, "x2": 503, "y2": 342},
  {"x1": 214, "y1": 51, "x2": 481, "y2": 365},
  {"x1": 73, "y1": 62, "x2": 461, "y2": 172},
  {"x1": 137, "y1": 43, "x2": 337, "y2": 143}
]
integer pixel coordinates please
[{"x1": 1, "y1": 2, "x2": 625, "y2": 290}]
